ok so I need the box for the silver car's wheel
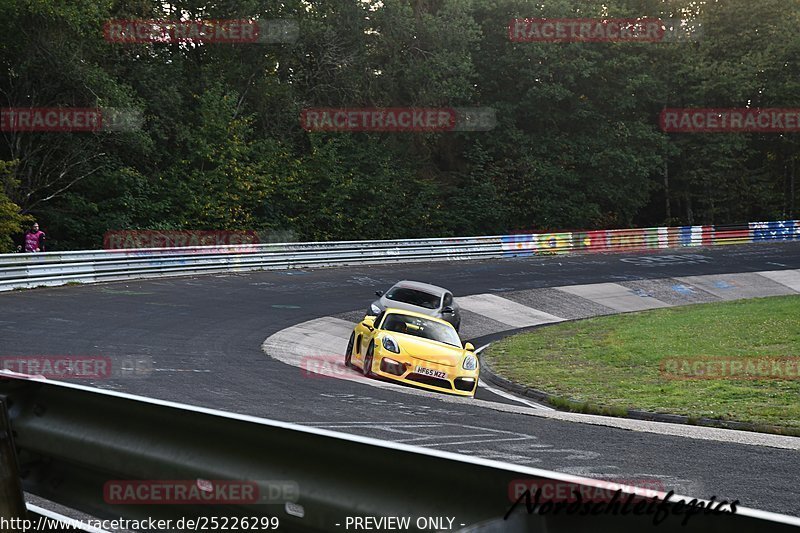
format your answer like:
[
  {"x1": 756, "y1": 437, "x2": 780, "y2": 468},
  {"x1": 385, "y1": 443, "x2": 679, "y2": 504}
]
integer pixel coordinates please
[
  {"x1": 362, "y1": 341, "x2": 375, "y2": 377},
  {"x1": 344, "y1": 332, "x2": 355, "y2": 368}
]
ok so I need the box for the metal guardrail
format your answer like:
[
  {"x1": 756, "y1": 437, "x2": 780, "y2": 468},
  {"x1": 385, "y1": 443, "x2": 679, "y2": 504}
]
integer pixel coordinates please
[
  {"x1": 26, "y1": 505, "x2": 111, "y2": 533},
  {"x1": 1, "y1": 220, "x2": 798, "y2": 292},
  {"x1": 0, "y1": 397, "x2": 26, "y2": 521},
  {"x1": 2, "y1": 375, "x2": 799, "y2": 532},
  {"x1": 0, "y1": 237, "x2": 500, "y2": 291}
]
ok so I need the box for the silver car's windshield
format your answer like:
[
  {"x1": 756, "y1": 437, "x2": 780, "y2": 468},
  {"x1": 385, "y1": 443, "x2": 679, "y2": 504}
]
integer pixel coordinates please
[
  {"x1": 382, "y1": 313, "x2": 460, "y2": 347},
  {"x1": 385, "y1": 287, "x2": 440, "y2": 309}
]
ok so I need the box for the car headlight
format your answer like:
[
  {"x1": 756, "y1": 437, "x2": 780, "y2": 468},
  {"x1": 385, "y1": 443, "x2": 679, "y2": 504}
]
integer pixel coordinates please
[
  {"x1": 463, "y1": 354, "x2": 477, "y2": 371},
  {"x1": 382, "y1": 335, "x2": 400, "y2": 354},
  {"x1": 370, "y1": 303, "x2": 382, "y2": 314}
]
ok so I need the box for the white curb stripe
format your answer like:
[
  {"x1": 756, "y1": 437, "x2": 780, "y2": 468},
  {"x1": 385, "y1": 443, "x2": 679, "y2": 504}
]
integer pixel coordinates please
[
  {"x1": 556, "y1": 282, "x2": 671, "y2": 312},
  {"x1": 456, "y1": 294, "x2": 564, "y2": 327},
  {"x1": 757, "y1": 269, "x2": 800, "y2": 293}
]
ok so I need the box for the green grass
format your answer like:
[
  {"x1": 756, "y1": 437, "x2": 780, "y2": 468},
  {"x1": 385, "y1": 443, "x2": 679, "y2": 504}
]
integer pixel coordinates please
[{"x1": 484, "y1": 295, "x2": 800, "y2": 431}]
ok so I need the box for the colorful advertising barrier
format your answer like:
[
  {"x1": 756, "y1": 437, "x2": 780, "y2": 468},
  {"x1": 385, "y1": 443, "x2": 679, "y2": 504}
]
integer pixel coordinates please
[{"x1": 502, "y1": 220, "x2": 798, "y2": 257}]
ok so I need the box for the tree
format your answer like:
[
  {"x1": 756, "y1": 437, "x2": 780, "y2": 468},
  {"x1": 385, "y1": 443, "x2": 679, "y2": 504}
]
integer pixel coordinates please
[{"x1": 0, "y1": 160, "x2": 33, "y2": 252}]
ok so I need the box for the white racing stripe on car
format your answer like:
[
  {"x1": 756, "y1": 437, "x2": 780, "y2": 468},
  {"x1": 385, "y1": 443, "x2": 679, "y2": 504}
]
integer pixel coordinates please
[
  {"x1": 474, "y1": 344, "x2": 553, "y2": 410},
  {"x1": 455, "y1": 294, "x2": 564, "y2": 327}
]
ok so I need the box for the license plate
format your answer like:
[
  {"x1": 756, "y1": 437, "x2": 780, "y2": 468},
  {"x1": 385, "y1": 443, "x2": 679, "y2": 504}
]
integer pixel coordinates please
[{"x1": 415, "y1": 366, "x2": 447, "y2": 379}]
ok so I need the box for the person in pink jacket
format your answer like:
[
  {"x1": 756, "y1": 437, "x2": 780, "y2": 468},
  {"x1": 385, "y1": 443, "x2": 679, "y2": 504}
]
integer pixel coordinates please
[{"x1": 23, "y1": 222, "x2": 46, "y2": 252}]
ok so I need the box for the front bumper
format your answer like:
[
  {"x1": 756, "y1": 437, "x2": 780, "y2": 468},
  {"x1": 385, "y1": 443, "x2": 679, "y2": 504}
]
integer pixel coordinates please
[{"x1": 372, "y1": 353, "x2": 478, "y2": 397}]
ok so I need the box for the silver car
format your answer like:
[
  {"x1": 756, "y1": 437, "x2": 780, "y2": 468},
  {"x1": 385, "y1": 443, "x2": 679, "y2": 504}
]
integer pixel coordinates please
[{"x1": 368, "y1": 280, "x2": 462, "y2": 332}]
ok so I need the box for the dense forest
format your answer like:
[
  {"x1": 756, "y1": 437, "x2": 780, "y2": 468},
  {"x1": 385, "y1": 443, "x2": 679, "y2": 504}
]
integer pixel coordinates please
[{"x1": 1, "y1": 0, "x2": 798, "y2": 251}]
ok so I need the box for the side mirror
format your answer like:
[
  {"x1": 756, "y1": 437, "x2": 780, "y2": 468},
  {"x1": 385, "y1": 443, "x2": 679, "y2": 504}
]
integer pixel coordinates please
[
  {"x1": 442, "y1": 306, "x2": 455, "y2": 314},
  {"x1": 464, "y1": 342, "x2": 475, "y2": 351},
  {"x1": 375, "y1": 290, "x2": 384, "y2": 297},
  {"x1": 368, "y1": 311, "x2": 384, "y2": 331},
  {"x1": 362, "y1": 317, "x2": 375, "y2": 331}
]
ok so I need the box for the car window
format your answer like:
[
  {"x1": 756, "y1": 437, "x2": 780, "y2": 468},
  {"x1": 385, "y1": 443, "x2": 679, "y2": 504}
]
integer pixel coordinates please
[
  {"x1": 382, "y1": 313, "x2": 461, "y2": 347},
  {"x1": 385, "y1": 288, "x2": 441, "y2": 310},
  {"x1": 443, "y1": 293, "x2": 453, "y2": 307}
]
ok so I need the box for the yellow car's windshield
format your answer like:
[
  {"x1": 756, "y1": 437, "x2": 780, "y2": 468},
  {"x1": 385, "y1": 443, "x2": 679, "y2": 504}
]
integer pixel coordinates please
[{"x1": 382, "y1": 313, "x2": 461, "y2": 347}]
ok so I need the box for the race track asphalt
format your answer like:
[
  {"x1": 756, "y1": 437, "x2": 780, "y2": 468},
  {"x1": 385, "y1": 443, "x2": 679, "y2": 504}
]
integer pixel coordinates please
[{"x1": 1, "y1": 242, "x2": 799, "y2": 516}]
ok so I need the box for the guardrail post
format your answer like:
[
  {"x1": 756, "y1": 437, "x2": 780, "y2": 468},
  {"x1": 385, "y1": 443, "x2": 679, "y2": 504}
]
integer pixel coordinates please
[{"x1": 0, "y1": 397, "x2": 27, "y2": 529}]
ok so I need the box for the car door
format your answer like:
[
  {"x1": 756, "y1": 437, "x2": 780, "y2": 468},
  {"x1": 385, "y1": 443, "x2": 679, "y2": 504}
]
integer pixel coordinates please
[{"x1": 353, "y1": 312, "x2": 382, "y2": 367}]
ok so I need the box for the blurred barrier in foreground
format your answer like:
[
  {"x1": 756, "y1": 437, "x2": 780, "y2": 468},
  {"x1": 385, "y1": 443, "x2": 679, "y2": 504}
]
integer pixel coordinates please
[
  {"x1": 1, "y1": 375, "x2": 799, "y2": 532},
  {"x1": 1, "y1": 220, "x2": 797, "y2": 291}
]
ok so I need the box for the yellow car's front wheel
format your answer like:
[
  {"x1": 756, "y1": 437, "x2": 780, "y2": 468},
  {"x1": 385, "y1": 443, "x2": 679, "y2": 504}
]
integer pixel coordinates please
[
  {"x1": 344, "y1": 332, "x2": 355, "y2": 368},
  {"x1": 362, "y1": 340, "x2": 375, "y2": 378}
]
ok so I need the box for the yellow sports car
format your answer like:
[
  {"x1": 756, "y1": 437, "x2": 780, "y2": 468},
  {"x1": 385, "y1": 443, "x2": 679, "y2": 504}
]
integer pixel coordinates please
[{"x1": 345, "y1": 308, "x2": 479, "y2": 397}]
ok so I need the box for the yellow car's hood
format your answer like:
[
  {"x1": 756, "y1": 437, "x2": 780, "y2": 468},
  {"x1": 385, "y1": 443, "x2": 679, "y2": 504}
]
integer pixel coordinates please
[{"x1": 391, "y1": 333, "x2": 466, "y2": 367}]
